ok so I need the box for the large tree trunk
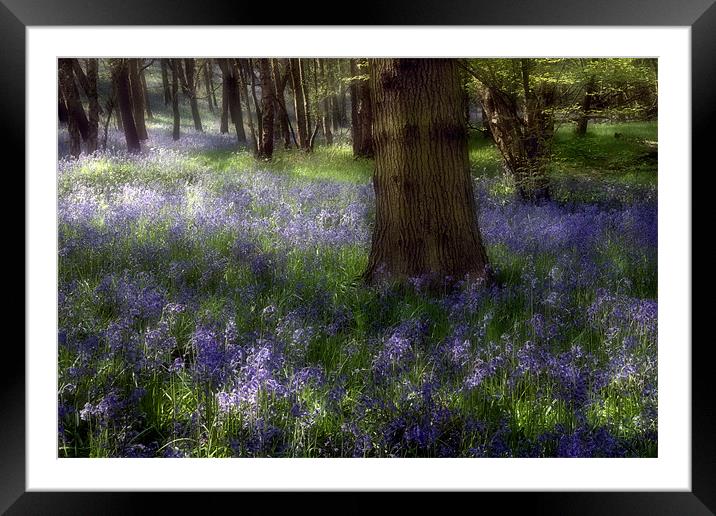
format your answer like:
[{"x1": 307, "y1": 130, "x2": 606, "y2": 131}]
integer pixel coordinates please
[
  {"x1": 128, "y1": 59, "x2": 148, "y2": 140},
  {"x1": 364, "y1": 58, "x2": 490, "y2": 285},
  {"x1": 169, "y1": 59, "x2": 181, "y2": 141},
  {"x1": 111, "y1": 59, "x2": 141, "y2": 153},
  {"x1": 58, "y1": 58, "x2": 89, "y2": 156},
  {"x1": 350, "y1": 59, "x2": 373, "y2": 159},
  {"x1": 289, "y1": 58, "x2": 309, "y2": 150},
  {"x1": 257, "y1": 58, "x2": 275, "y2": 160}
]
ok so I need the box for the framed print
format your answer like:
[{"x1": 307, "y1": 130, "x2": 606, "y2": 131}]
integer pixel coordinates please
[{"x1": 7, "y1": 0, "x2": 712, "y2": 513}]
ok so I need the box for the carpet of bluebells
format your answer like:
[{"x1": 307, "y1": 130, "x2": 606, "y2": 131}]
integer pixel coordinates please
[{"x1": 58, "y1": 126, "x2": 658, "y2": 458}]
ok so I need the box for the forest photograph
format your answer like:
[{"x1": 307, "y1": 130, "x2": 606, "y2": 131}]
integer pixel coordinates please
[{"x1": 57, "y1": 57, "x2": 658, "y2": 459}]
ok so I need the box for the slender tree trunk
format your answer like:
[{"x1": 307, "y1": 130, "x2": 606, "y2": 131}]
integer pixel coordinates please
[
  {"x1": 219, "y1": 59, "x2": 247, "y2": 144},
  {"x1": 85, "y1": 59, "x2": 100, "y2": 153},
  {"x1": 140, "y1": 68, "x2": 153, "y2": 121},
  {"x1": 220, "y1": 69, "x2": 230, "y2": 134},
  {"x1": 257, "y1": 58, "x2": 275, "y2": 160},
  {"x1": 289, "y1": 58, "x2": 309, "y2": 150},
  {"x1": 339, "y1": 59, "x2": 348, "y2": 128},
  {"x1": 203, "y1": 60, "x2": 215, "y2": 114},
  {"x1": 182, "y1": 58, "x2": 203, "y2": 132},
  {"x1": 245, "y1": 59, "x2": 263, "y2": 149},
  {"x1": 576, "y1": 75, "x2": 595, "y2": 136},
  {"x1": 272, "y1": 59, "x2": 292, "y2": 149},
  {"x1": 102, "y1": 96, "x2": 114, "y2": 150},
  {"x1": 111, "y1": 59, "x2": 141, "y2": 153},
  {"x1": 350, "y1": 59, "x2": 373, "y2": 158},
  {"x1": 330, "y1": 60, "x2": 341, "y2": 134},
  {"x1": 364, "y1": 58, "x2": 490, "y2": 285},
  {"x1": 349, "y1": 60, "x2": 361, "y2": 156},
  {"x1": 58, "y1": 85, "x2": 69, "y2": 124},
  {"x1": 208, "y1": 60, "x2": 218, "y2": 110},
  {"x1": 300, "y1": 59, "x2": 312, "y2": 142},
  {"x1": 113, "y1": 78, "x2": 123, "y2": 131},
  {"x1": 161, "y1": 59, "x2": 171, "y2": 106},
  {"x1": 69, "y1": 58, "x2": 101, "y2": 152},
  {"x1": 170, "y1": 59, "x2": 181, "y2": 141},
  {"x1": 227, "y1": 61, "x2": 247, "y2": 144},
  {"x1": 237, "y1": 60, "x2": 258, "y2": 154},
  {"x1": 319, "y1": 59, "x2": 333, "y2": 145},
  {"x1": 128, "y1": 59, "x2": 148, "y2": 140}
]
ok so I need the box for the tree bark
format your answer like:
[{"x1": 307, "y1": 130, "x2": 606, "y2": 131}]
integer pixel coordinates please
[
  {"x1": 481, "y1": 86, "x2": 550, "y2": 202},
  {"x1": 246, "y1": 59, "x2": 263, "y2": 151},
  {"x1": 70, "y1": 58, "x2": 101, "y2": 152},
  {"x1": 479, "y1": 102, "x2": 492, "y2": 140},
  {"x1": 257, "y1": 58, "x2": 275, "y2": 160},
  {"x1": 169, "y1": 59, "x2": 181, "y2": 141},
  {"x1": 217, "y1": 59, "x2": 247, "y2": 144},
  {"x1": 576, "y1": 75, "x2": 596, "y2": 136},
  {"x1": 350, "y1": 59, "x2": 373, "y2": 158},
  {"x1": 111, "y1": 59, "x2": 141, "y2": 153},
  {"x1": 227, "y1": 61, "x2": 247, "y2": 144},
  {"x1": 58, "y1": 86, "x2": 69, "y2": 124},
  {"x1": 319, "y1": 59, "x2": 333, "y2": 145},
  {"x1": 140, "y1": 68, "x2": 153, "y2": 121},
  {"x1": 128, "y1": 59, "x2": 148, "y2": 140},
  {"x1": 182, "y1": 58, "x2": 203, "y2": 132},
  {"x1": 300, "y1": 59, "x2": 312, "y2": 143},
  {"x1": 161, "y1": 59, "x2": 171, "y2": 106},
  {"x1": 237, "y1": 60, "x2": 258, "y2": 154},
  {"x1": 349, "y1": 60, "x2": 360, "y2": 154},
  {"x1": 272, "y1": 59, "x2": 293, "y2": 149},
  {"x1": 220, "y1": 67, "x2": 230, "y2": 134},
  {"x1": 203, "y1": 59, "x2": 215, "y2": 114},
  {"x1": 364, "y1": 58, "x2": 490, "y2": 285},
  {"x1": 58, "y1": 58, "x2": 89, "y2": 157},
  {"x1": 338, "y1": 59, "x2": 349, "y2": 129},
  {"x1": 330, "y1": 60, "x2": 342, "y2": 134},
  {"x1": 289, "y1": 58, "x2": 309, "y2": 150},
  {"x1": 85, "y1": 59, "x2": 100, "y2": 153},
  {"x1": 102, "y1": 87, "x2": 115, "y2": 150}
]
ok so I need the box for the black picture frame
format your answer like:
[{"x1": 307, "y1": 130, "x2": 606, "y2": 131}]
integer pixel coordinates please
[{"x1": 6, "y1": 1, "x2": 712, "y2": 513}]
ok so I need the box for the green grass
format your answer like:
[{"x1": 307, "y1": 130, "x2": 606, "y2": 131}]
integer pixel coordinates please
[
  {"x1": 192, "y1": 144, "x2": 373, "y2": 184},
  {"x1": 551, "y1": 121, "x2": 657, "y2": 182}
]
